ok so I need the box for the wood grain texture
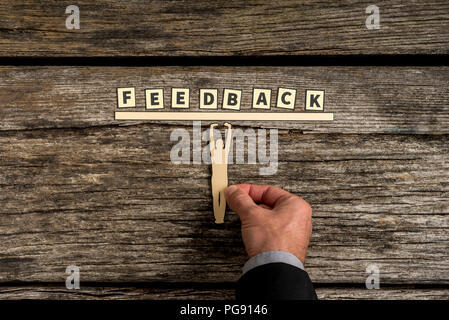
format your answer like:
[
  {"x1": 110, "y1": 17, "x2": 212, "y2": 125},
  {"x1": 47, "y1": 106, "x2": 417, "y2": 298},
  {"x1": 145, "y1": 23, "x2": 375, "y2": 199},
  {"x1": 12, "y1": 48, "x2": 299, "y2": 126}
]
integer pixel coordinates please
[
  {"x1": 1, "y1": 0, "x2": 447, "y2": 301},
  {"x1": 0, "y1": 285, "x2": 448, "y2": 300},
  {"x1": 0, "y1": 66, "x2": 448, "y2": 133},
  {"x1": 0, "y1": 1, "x2": 448, "y2": 56},
  {"x1": 0, "y1": 124, "x2": 447, "y2": 283}
]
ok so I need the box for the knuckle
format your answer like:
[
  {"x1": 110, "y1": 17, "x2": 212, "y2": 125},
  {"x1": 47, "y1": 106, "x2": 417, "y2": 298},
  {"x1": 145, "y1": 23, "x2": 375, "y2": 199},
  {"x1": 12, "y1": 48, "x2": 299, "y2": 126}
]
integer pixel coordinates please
[
  {"x1": 303, "y1": 201, "x2": 312, "y2": 216},
  {"x1": 279, "y1": 194, "x2": 297, "y2": 204}
]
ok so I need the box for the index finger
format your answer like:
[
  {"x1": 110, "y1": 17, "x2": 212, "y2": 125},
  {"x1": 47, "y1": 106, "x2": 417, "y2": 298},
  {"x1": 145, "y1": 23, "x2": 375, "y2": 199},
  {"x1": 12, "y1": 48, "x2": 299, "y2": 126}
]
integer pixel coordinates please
[{"x1": 236, "y1": 184, "x2": 293, "y2": 208}]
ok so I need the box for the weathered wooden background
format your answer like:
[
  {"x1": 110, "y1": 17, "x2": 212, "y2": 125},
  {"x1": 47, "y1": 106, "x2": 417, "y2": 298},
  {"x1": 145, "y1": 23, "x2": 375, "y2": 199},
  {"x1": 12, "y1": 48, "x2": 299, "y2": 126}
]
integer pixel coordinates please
[
  {"x1": 1, "y1": 0, "x2": 448, "y2": 56},
  {"x1": 0, "y1": 1, "x2": 448, "y2": 300}
]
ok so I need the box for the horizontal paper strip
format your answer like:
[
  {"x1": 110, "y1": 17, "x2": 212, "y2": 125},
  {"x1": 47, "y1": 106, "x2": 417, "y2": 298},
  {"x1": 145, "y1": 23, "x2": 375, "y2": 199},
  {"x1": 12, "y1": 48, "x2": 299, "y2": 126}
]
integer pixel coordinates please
[{"x1": 115, "y1": 112, "x2": 334, "y2": 121}]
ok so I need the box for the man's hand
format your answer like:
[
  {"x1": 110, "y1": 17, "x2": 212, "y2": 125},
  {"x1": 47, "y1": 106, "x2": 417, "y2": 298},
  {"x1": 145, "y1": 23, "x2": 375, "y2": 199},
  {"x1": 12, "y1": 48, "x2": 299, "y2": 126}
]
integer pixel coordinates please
[{"x1": 225, "y1": 184, "x2": 312, "y2": 264}]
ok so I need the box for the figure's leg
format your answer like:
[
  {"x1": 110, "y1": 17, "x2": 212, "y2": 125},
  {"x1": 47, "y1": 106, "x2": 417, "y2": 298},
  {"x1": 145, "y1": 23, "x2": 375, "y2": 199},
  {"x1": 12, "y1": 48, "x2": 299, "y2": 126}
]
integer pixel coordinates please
[
  {"x1": 212, "y1": 176, "x2": 219, "y2": 220},
  {"x1": 214, "y1": 174, "x2": 227, "y2": 224},
  {"x1": 212, "y1": 164, "x2": 227, "y2": 224},
  {"x1": 215, "y1": 189, "x2": 226, "y2": 224}
]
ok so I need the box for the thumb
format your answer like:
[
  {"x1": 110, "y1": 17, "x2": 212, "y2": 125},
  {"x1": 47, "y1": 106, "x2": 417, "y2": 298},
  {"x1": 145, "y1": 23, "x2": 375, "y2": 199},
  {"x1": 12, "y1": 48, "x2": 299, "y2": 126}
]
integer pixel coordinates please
[{"x1": 225, "y1": 185, "x2": 258, "y2": 220}]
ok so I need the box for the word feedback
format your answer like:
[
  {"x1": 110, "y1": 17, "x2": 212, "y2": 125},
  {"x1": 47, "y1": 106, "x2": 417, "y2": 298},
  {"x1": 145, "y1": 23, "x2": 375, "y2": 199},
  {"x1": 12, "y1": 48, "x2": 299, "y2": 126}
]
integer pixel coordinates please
[{"x1": 117, "y1": 87, "x2": 325, "y2": 111}]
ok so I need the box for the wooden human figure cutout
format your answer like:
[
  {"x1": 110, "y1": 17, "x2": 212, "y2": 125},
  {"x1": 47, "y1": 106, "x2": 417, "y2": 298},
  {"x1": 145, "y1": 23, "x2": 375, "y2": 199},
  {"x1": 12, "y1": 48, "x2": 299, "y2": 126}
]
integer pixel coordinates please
[{"x1": 210, "y1": 123, "x2": 232, "y2": 224}]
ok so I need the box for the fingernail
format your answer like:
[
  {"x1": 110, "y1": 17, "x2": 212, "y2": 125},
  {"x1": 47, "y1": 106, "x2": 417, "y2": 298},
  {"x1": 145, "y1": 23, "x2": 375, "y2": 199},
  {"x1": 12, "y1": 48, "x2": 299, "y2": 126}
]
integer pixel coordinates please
[{"x1": 226, "y1": 185, "x2": 238, "y2": 196}]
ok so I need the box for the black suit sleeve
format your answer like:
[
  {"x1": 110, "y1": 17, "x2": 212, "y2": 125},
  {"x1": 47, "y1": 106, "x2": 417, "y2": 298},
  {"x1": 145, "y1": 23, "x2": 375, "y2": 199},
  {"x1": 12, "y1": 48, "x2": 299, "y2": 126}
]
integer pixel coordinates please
[{"x1": 236, "y1": 263, "x2": 318, "y2": 300}]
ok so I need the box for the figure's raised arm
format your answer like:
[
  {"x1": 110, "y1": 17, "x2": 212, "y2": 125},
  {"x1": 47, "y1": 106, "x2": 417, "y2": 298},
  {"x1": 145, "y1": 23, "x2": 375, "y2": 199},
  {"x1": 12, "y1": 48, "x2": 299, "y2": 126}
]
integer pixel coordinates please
[
  {"x1": 224, "y1": 123, "x2": 232, "y2": 156},
  {"x1": 210, "y1": 123, "x2": 218, "y2": 155}
]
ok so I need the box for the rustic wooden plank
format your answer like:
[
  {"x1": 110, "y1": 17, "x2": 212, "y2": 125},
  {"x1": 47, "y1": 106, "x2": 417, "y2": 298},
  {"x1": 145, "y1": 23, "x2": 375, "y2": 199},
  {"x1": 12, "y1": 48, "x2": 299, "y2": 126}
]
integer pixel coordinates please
[
  {"x1": 316, "y1": 287, "x2": 449, "y2": 300},
  {"x1": 0, "y1": 124, "x2": 447, "y2": 283},
  {"x1": 0, "y1": 285, "x2": 235, "y2": 300},
  {"x1": 0, "y1": 285, "x2": 447, "y2": 300},
  {"x1": 0, "y1": 66, "x2": 448, "y2": 133},
  {"x1": 0, "y1": 1, "x2": 448, "y2": 56}
]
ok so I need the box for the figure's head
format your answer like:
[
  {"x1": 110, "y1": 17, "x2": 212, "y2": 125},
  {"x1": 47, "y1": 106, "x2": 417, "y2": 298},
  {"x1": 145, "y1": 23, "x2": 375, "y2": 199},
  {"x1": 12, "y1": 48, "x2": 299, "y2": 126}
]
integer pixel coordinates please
[{"x1": 215, "y1": 139, "x2": 224, "y2": 149}]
